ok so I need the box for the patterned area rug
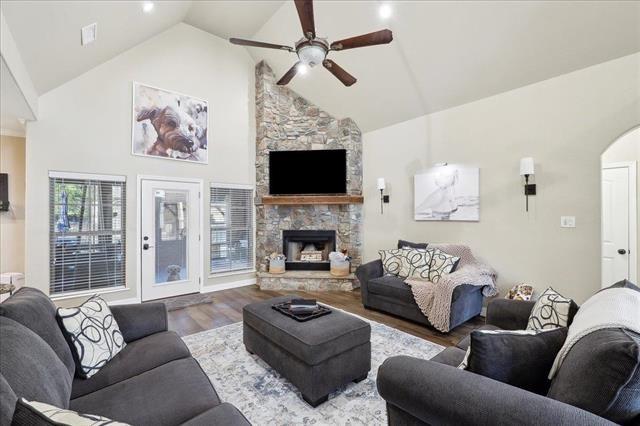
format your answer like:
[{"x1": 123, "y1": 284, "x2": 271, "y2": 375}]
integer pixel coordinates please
[{"x1": 183, "y1": 313, "x2": 443, "y2": 425}]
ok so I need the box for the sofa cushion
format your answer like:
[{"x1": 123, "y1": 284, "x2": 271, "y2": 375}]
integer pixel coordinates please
[
  {"x1": 12, "y1": 398, "x2": 130, "y2": 426},
  {"x1": 463, "y1": 327, "x2": 568, "y2": 395},
  {"x1": 455, "y1": 324, "x2": 501, "y2": 350},
  {"x1": 430, "y1": 347, "x2": 466, "y2": 367},
  {"x1": 526, "y1": 287, "x2": 577, "y2": 330},
  {"x1": 379, "y1": 248, "x2": 413, "y2": 277},
  {"x1": 243, "y1": 296, "x2": 370, "y2": 365},
  {"x1": 368, "y1": 276, "x2": 416, "y2": 305},
  {"x1": 600, "y1": 278, "x2": 640, "y2": 293},
  {"x1": 181, "y1": 403, "x2": 251, "y2": 426},
  {"x1": 0, "y1": 374, "x2": 17, "y2": 426},
  {"x1": 0, "y1": 316, "x2": 72, "y2": 408},
  {"x1": 547, "y1": 328, "x2": 640, "y2": 424},
  {"x1": 0, "y1": 287, "x2": 76, "y2": 377},
  {"x1": 71, "y1": 331, "x2": 191, "y2": 399},
  {"x1": 397, "y1": 239, "x2": 428, "y2": 249},
  {"x1": 70, "y1": 357, "x2": 220, "y2": 426}
]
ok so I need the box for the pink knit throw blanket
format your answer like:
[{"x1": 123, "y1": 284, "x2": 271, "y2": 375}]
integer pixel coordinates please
[{"x1": 405, "y1": 244, "x2": 498, "y2": 332}]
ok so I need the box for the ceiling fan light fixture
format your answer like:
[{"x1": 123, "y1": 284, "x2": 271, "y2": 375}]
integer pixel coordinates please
[
  {"x1": 297, "y1": 44, "x2": 326, "y2": 67},
  {"x1": 296, "y1": 63, "x2": 309, "y2": 75}
]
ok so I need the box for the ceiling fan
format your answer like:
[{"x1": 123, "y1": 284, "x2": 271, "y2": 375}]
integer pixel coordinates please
[{"x1": 229, "y1": 0, "x2": 393, "y2": 87}]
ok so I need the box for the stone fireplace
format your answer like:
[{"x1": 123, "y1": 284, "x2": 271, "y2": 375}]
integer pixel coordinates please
[
  {"x1": 283, "y1": 230, "x2": 336, "y2": 271},
  {"x1": 254, "y1": 61, "x2": 363, "y2": 291}
]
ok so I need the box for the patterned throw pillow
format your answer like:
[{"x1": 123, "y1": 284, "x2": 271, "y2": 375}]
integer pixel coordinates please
[
  {"x1": 380, "y1": 248, "x2": 433, "y2": 279},
  {"x1": 379, "y1": 249, "x2": 411, "y2": 277},
  {"x1": 526, "y1": 287, "x2": 574, "y2": 330},
  {"x1": 428, "y1": 248, "x2": 460, "y2": 283},
  {"x1": 405, "y1": 248, "x2": 434, "y2": 280},
  {"x1": 12, "y1": 398, "x2": 130, "y2": 425},
  {"x1": 57, "y1": 295, "x2": 126, "y2": 378}
]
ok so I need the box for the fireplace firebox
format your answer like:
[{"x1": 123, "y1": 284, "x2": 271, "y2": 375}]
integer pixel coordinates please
[{"x1": 282, "y1": 230, "x2": 336, "y2": 271}]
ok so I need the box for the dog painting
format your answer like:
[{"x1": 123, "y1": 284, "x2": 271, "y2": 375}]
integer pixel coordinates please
[{"x1": 132, "y1": 83, "x2": 208, "y2": 164}]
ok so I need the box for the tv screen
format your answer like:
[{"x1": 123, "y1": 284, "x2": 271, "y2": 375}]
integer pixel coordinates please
[{"x1": 269, "y1": 150, "x2": 347, "y2": 195}]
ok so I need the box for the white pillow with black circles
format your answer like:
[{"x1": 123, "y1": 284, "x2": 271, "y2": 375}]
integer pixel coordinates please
[
  {"x1": 16, "y1": 399, "x2": 130, "y2": 426},
  {"x1": 57, "y1": 295, "x2": 126, "y2": 378},
  {"x1": 428, "y1": 248, "x2": 460, "y2": 284},
  {"x1": 526, "y1": 287, "x2": 573, "y2": 330},
  {"x1": 379, "y1": 248, "x2": 412, "y2": 277}
]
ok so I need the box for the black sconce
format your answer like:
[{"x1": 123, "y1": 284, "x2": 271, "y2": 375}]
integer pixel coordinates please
[
  {"x1": 377, "y1": 178, "x2": 390, "y2": 214},
  {"x1": 519, "y1": 157, "x2": 536, "y2": 212}
]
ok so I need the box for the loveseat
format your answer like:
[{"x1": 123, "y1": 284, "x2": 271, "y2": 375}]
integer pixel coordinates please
[
  {"x1": 0, "y1": 287, "x2": 250, "y2": 426},
  {"x1": 355, "y1": 240, "x2": 486, "y2": 331},
  {"x1": 377, "y1": 281, "x2": 640, "y2": 425}
]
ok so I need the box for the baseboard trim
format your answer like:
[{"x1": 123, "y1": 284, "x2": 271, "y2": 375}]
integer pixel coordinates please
[
  {"x1": 480, "y1": 306, "x2": 487, "y2": 317},
  {"x1": 108, "y1": 297, "x2": 141, "y2": 306},
  {"x1": 201, "y1": 278, "x2": 256, "y2": 293}
]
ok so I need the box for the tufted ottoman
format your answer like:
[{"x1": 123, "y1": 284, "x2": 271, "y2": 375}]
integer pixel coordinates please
[{"x1": 243, "y1": 296, "x2": 371, "y2": 407}]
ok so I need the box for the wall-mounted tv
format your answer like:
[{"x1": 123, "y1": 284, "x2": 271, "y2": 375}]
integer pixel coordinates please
[{"x1": 269, "y1": 150, "x2": 347, "y2": 195}]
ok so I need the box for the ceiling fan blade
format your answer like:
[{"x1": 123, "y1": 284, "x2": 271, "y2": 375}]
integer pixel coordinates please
[
  {"x1": 330, "y1": 29, "x2": 393, "y2": 51},
  {"x1": 229, "y1": 38, "x2": 294, "y2": 52},
  {"x1": 323, "y1": 60, "x2": 357, "y2": 87},
  {"x1": 294, "y1": 0, "x2": 315, "y2": 40},
  {"x1": 277, "y1": 62, "x2": 301, "y2": 86}
]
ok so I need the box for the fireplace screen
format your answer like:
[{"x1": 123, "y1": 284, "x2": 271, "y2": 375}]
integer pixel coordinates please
[{"x1": 282, "y1": 230, "x2": 336, "y2": 271}]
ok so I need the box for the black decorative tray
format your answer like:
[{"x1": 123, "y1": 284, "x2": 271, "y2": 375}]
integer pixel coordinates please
[{"x1": 272, "y1": 301, "x2": 332, "y2": 322}]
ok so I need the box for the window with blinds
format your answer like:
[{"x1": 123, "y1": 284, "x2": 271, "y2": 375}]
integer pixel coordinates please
[
  {"x1": 49, "y1": 172, "x2": 126, "y2": 295},
  {"x1": 210, "y1": 185, "x2": 254, "y2": 273}
]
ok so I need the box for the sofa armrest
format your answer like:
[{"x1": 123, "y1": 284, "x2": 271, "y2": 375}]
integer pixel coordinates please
[
  {"x1": 180, "y1": 403, "x2": 251, "y2": 426},
  {"x1": 485, "y1": 298, "x2": 535, "y2": 330},
  {"x1": 355, "y1": 259, "x2": 384, "y2": 306},
  {"x1": 377, "y1": 356, "x2": 614, "y2": 426},
  {"x1": 110, "y1": 303, "x2": 168, "y2": 343}
]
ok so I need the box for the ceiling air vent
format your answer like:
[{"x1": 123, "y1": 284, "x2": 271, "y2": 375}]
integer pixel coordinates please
[{"x1": 81, "y1": 23, "x2": 97, "y2": 46}]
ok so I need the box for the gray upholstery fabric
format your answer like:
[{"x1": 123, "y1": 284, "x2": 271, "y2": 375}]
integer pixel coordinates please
[
  {"x1": 466, "y1": 327, "x2": 568, "y2": 395},
  {"x1": 181, "y1": 403, "x2": 252, "y2": 426},
  {"x1": 244, "y1": 322, "x2": 371, "y2": 404},
  {"x1": 397, "y1": 240, "x2": 428, "y2": 249},
  {"x1": 386, "y1": 403, "x2": 429, "y2": 426},
  {"x1": 0, "y1": 316, "x2": 72, "y2": 409},
  {"x1": 456, "y1": 325, "x2": 500, "y2": 350},
  {"x1": 365, "y1": 293, "x2": 432, "y2": 325},
  {"x1": 355, "y1": 259, "x2": 384, "y2": 307},
  {"x1": 368, "y1": 276, "x2": 416, "y2": 304},
  {"x1": 430, "y1": 347, "x2": 466, "y2": 367},
  {"x1": 547, "y1": 328, "x2": 640, "y2": 424},
  {"x1": 485, "y1": 299, "x2": 536, "y2": 330},
  {"x1": 110, "y1": 303, "x2": 168, "y2": 343},
  {"x1": 243, "y1": 296, "x2": 370, "y2": 365},
  {"x1": 377, "y1": 355, "x2": 616, "y2": 426},
  {"x1": 0, "y1": 374, "x2": 17, "y2": 426},
  {"x1": 0, "y1": 287, "x2": 76, "y2": 377},
  {"x1": 71, "y1": 330, "x2": 191, "y2": 399},
  {"x1": 70, "y1": 358, "x2": 220, "y2": 426},
  {"x1": 599, "y1": 279, "x2": 640, "y2": 293}
]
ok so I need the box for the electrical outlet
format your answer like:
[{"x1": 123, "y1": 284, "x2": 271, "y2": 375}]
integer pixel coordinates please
[{"x1": 560, "y1": 216, "x2": 576, "y2": 228}]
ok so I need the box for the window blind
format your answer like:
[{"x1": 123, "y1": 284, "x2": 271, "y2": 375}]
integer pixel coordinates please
[
  {"x1": 49, "y1": 173, "x2": 126, "y2": 295},
  {"x1": 210, "y1": 185, "x2": 254, "y2": 273}
]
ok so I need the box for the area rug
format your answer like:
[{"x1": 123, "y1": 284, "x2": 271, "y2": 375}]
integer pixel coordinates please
[
  {"x1": 152, "y1": 293, "x2": 214, "y2": 311},
  {"x1": 183, "y1": 313, "x2": 443, "y2": 425}
]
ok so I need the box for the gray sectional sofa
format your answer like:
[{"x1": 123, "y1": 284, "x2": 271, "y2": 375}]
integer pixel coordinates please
[{"x1": 0, "y1": 287, "x2": 250, "y2": 426}]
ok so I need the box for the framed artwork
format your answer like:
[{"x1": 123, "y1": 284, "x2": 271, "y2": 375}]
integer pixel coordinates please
[
  {"x1": 414, "y1": 165, "x2": 480, "y2": 221},
  {"x1": 132, "y1": 82, "x2": 209, "y2": 164}
]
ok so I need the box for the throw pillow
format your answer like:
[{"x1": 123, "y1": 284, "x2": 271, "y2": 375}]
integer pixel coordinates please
[
  {"x1": 378, "y1": 249, "x2": 414, "y2": 277},
  {"x1": 57, "y1": 295, "x2": 126, "y2": 379},
  {"x1": 405, "y1": 248, "x2": 434, "y2": 280},
  {"x1": 458, "y1": 327, "x2": 568, "y2": 395},
  {"x1": 12, "y1": 398, "x2": 130, "y2": 425},
  {"x1": 546, "y1": 329, "x2": 640, "y2": 424},
  {"x1": 428, "y1": 248, "x2": 460, "y2": 283},
  {"x1": 526, "y1": 287, "x2": 577, "y2": 330},
  {"x1": 397, "y1": 239, "x2": 428, "y2": 250}
]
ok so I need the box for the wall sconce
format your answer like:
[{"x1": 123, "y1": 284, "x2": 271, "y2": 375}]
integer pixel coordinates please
[
  {"x1": 377, "y1": 178, "x2": 390, "y2": 214},
  {"x1": 519, "y1": 157, "x2": 536, "y2": 212}
]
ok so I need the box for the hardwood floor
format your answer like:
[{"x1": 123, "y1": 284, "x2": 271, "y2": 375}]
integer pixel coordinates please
[{"x1": 167, "y1": 285, "x2": 484, "y2": 347}]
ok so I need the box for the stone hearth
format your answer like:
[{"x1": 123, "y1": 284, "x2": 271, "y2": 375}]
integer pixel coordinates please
[{"x1": 254, "y1": 61, "x2": 363, "y2": 291}]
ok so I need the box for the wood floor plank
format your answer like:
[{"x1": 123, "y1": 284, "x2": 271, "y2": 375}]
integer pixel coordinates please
[{"x1": 167, "y1": 285, "x2": 484, "y2": 347}]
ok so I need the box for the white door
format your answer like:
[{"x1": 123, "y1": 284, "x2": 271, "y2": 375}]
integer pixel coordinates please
[
  {"x1": 141, "y1": 180, "x2": 201, "y2": 301},
  {"x1": 601, "y1": 164, "x2": 634, "y2": 286}
]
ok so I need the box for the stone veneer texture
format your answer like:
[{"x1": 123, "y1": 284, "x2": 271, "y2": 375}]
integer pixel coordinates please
[{"x1": 255, "y1": 61, "x2": 363, "y2": 278}]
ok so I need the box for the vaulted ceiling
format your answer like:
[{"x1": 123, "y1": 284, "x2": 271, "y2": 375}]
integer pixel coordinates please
[{"x1": 1, "y1": 1, "x2": 639, "y2": 132}]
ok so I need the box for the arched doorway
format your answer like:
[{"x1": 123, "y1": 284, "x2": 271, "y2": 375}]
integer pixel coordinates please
[{"x1": 601, "y1": 126, "x2": 639, "y2": 287}]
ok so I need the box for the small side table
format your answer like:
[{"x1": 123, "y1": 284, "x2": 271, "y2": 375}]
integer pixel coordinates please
[{"x1": 0, "y1": 284, "x2": 15, "y2": 296}]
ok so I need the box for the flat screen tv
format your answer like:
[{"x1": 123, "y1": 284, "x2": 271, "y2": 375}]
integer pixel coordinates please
[{"x1": 269, "y1": 150, "x2": 347, "y2": 195}]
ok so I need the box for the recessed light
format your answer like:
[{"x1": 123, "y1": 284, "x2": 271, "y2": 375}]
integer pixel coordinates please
[
  {"x1": 142, "y1": 2, "x2": 154, "y2": 13},
  {"x1": 297, "y1": 63, "x2": 309, "y2": 75},
  {"x1": 378, "y1": 3, "x2": 392, "y2": 19}
]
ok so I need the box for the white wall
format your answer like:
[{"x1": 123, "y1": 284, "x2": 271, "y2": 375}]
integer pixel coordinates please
[
  {"x1": 25, "y1": 23, "x2": 256, "y2": 305},
  {"x1": 0, "y1": 134, "x2": 25, "y2": 274},
  {"x1": 363, "y1": 53, "x2": 640, "y2": 304},
  {"x1": 602, "y1": 126, "x2": 640, "y2": 278}
]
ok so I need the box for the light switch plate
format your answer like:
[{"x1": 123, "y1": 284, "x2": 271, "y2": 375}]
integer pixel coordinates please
[{"x1": 561, "y1": 216, "x2": 576, "y2": 228}]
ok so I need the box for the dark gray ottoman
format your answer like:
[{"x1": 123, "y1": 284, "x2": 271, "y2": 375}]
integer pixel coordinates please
[{"x1": 243, "y1": 296, "x2": 371, "y2": 407}]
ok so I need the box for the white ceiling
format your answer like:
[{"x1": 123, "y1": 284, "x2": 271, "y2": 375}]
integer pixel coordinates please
[{"x1": 1, "y1": 1, "x2": 639, "y2": 132}]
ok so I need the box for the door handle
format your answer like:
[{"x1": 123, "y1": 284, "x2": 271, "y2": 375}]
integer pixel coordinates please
[{"x1": 618, "y1": 249, "x2": 627, "y2": 255}]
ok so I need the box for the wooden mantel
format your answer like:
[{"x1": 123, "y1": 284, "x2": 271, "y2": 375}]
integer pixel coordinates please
[{"x1": 260, "y1": 195, "x2": 364, "y2": 205}]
